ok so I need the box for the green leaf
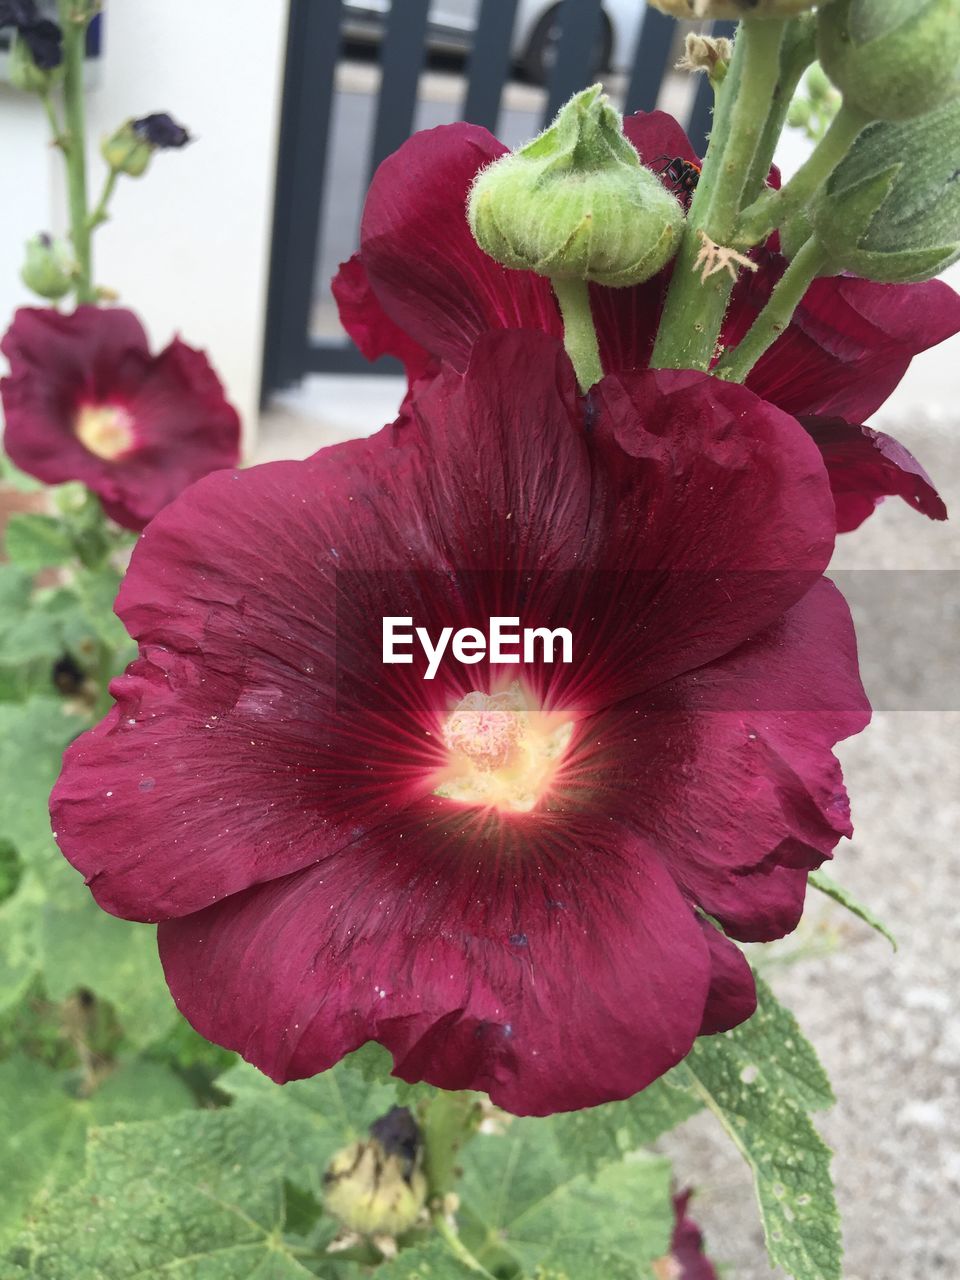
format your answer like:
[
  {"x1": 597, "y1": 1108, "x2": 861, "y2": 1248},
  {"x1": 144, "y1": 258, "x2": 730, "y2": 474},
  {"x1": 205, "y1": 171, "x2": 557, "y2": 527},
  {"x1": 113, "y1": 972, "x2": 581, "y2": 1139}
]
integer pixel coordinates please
[
  {"x1": 4, "y1": 515, "x2": 75, "y2": 573},
  {"x1": 550, "y1": 1071, "x2": 701, "y2": 1173},
  {"x1": 0, "y1": 697, "x2": 87, "y2": 869},
  {"x1": 72, "y1": 562, "x2": 130, "y2": 652},
  {"x1": 0, "y1": 455, "x2": 43, "y2": 493},
  {"x1": 0, "y1": 839, "x2": 23, "y2": 906},
  {"x1": 5, "y1": 1107, "x2": 325, "y2": 1278},
  {"x1": 458, "y1": 1121, "x2": 675, "y2": 1279},
  {"x1": 218, "y1": 1058, "x2": 401, "y2": 1200},
  {"x1": 39, "y1": 887, "x2": 179, "y2": 1049},
  {"x1": 0, "y1": 880, "x2": 42, "y2": 1017},
  {"x1": 374, "y1": 1239, "x2": 477, "y2": 1278},
  {"x1": 0, "y1": 1055, "x2": 193, "y2": 1247},
  {"x1": 677, "y1": 978, "x2": 841, "y2": 1280},
  {"x1": 809, "y1": 870, "x2": 897, "y2": 950}
]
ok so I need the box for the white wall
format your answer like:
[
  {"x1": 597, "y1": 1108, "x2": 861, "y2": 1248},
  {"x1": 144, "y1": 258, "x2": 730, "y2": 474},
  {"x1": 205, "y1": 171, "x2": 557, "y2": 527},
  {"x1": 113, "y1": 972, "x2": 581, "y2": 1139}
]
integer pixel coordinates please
[{"x1": 0, "y1": 0, "x2": 289, "y2": 446}]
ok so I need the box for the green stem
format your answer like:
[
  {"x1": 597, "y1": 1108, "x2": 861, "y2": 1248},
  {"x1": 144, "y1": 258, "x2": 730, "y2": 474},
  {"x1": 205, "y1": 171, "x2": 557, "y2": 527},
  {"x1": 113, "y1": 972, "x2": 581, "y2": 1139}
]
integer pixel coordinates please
[
  {"x1": 734, "y1": 101, "x2": 871, "y2": 248},
  {"x1": 714, "y1": 235, "x2": 830, "y2": 381},
  {"x1": 421, "y1": 1092, "x2": 488, "y2": 1274},
  {"x1": 88, "y1": 167, "x2": 119, "y2": 230},
  {"x1": 707, "y1": 20, "x2": 787, "y2": 245},
  {"x1": 41, "y1": 91, "x2": 67, "y2": 150},
  {"x1": 741, "y1": 14, "x2": 816, "y2": 206},
  {"x1": 651, "y1": 20, "x2": 785, "y2": 371},
  {"x1": 550, "y1": 277, "x2": 603, "y2": 392},
  {"x1": 60, "y1": 5, "x2": 95, "y2": 302},
  {"x1": 430, "y1": 1211, "x2": 496, "y2": 1277}
]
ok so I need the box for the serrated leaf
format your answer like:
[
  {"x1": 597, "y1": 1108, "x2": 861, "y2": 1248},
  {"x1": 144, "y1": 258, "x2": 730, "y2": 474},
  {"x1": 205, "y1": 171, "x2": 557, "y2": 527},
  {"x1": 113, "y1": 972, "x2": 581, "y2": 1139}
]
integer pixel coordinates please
[
  {"x1": 678, "y1": 980, "x2": 841, "y2": 1280},
  {"x1": 4, "y1": 1107, "x2": 321, "y2": 1278},
  {"x1": 458, "y1": 1121, "x2": 675, "y2": 1279},
  {"x1": 218, "y1": 1058, "x2": 400, "y2": 1198},
  {"x1": 809, "y1": 870, "x2": 897, "y2": 951},
  {"x1": 339, "y1": 1042, "x2": 436, "y2": 1107},
  {"x1": 0, "y1": 1055, "x2": 193, "y2": 1247},
  {"x1": 4, "y1": 515, "x2": 75, "y2": 573},
  {"x1": 550, "y1": 1071, "x2": 701, "y2": 1173}
]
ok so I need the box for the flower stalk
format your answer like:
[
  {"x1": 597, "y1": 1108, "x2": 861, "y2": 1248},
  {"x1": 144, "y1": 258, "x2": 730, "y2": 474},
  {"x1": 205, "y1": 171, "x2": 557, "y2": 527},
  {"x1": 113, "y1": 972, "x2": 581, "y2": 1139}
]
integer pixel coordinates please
[
  {"x1": 651, "y1": 19, "x2": 787, "y2": 371},
  {"x1": 714, "y1": 234, "x2": 831, "y2": 381},
  {"x1": 551, "y1": 276, "x2": 603, "y2": 392},
  {"x1": 734, "y1": 100, "x2": 871, "y2": 248},
  {"x1": 59, "y1": 2, "x2": 94, "y2": 302}
]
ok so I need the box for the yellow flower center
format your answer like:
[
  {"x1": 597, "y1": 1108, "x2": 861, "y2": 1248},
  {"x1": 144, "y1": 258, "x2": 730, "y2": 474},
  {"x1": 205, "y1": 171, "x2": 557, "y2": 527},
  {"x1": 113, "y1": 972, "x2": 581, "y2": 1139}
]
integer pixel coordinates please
[
  {"x1": 74, "y1": 403, "x2": 135, "y2": 460},
  {"x1": 435, "y1": 682, "x2": 573, "y2": 814}
]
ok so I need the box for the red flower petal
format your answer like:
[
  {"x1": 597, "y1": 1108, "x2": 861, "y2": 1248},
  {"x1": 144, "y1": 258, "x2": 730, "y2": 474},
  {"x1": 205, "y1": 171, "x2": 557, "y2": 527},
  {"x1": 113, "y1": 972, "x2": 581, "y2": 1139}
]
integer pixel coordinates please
[
  {"x1": 359, "y1": 123, "x2": 561, "y2": 370},
  {"x1": 331, "y1": 252, "x2": 436, "y2": 383},
  {"x1": 639, "y1": 579, "x2": 869, "y2": 942},
  {"x1": 1, "y1": 306, "x2": 240, "y2": 530},
  {"x1": 738, "y1": 267, "x2": 960, "y2": 422},
  {"x1": 622, "y1": 110, "x2": 700, "y2": 169},
  {"x1": 159, "y1": 819, "x2": 712, "y2": 1115},
  {"x1": 52, "y1": 331, "x2": 865, "y2": 1109},
  {"x1": 801, "y1": 415, "x2": 948, "y2": 532},
  {"x1": 697, "y1": 920, "x2": 757, "y2": 1036},
  {"x1": 671, "y1": 1191, "x2": 719, "y2": 1280}
]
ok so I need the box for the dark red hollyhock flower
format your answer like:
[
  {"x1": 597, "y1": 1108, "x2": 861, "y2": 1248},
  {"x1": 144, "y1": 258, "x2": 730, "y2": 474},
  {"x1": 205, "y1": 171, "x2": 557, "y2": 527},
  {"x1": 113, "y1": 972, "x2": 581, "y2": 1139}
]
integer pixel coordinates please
[
  {"x1": 1, "y1": 306, "x2": 240, "y2": 531},
  {"x1": 339, "y1": 111, "x2": 958, "y2": 529},
  {"x1": 666, "y1": 1191, "x2": 718, "y2": 1280},
  {"x1": 52, "y1": 333, "x2": 869, "y2": 1115}
]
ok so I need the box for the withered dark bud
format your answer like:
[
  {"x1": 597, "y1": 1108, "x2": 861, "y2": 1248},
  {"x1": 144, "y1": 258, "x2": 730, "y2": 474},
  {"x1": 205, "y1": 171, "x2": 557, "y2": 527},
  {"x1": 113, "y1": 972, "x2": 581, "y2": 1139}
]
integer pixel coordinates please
[
  {"x1": 323, "y1": 1106, "x2": 427, "y2": 1238},
  {"x1": 132, "y1": 113, "x2": 192, "y2": 150}
]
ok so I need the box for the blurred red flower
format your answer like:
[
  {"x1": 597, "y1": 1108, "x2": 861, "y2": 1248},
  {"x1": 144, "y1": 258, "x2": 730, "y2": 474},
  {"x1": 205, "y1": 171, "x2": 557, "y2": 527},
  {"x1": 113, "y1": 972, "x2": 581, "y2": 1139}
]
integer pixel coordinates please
[
  {"x1": 1, "y1": 306, "x2": 240, "y2": 531},
  {"x1": 52, "y1": 332, "x2": 868, "y2": 1115}
]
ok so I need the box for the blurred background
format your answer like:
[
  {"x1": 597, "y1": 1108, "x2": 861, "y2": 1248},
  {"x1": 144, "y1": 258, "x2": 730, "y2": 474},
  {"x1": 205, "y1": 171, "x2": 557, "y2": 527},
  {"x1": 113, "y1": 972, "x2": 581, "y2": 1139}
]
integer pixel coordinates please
[{"x1": 1, "y1": 2, "x2": 958, "y2": 1277}]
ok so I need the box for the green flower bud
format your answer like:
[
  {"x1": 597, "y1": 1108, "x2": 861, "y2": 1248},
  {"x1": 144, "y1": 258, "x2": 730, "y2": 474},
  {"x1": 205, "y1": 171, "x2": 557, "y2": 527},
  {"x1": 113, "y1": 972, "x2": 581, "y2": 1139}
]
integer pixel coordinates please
[
  {"x1": 787, "y1": 99, "x2": 813, "y2": 128},
  {"x1": 101, "y1": 122, "x2": 154, "y2": 177},
  {"x1": 8, "y1": 30, "x2": 63, "y2": 94},
  {"x1": 651, "y1": 0, "x2": 818, "y2": 17},
  {"x1": 818, "y1": 0, "x2": 960, "y2": 122},
  {"x1": 813, "y1": 98, "x2": 960, "y2": 281},
  {"x1": 20, "y1": 233, "x2": 75, "y2": 300},
  {"x1": 323, "y1": 1108, "x2": 427, "y2": 1239},
  {"x1": 468, "y1": 85, "x2": 683, "y2": 287}
]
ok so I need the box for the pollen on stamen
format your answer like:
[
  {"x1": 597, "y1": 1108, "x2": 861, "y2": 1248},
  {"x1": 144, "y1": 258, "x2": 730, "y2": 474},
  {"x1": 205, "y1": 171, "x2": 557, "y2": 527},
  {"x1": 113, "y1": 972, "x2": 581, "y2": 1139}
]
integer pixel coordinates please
[
  {"x1": 74, "y1": 403, "x2": 136, "y2": 460},
  {"x1": 435, "y1": 682, "x2": 573, "y2": 814}
]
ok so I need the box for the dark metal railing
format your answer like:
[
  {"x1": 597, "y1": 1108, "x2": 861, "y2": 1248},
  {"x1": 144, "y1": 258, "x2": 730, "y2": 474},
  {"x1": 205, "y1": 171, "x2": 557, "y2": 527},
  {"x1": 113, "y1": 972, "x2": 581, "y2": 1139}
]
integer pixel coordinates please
[{"x1": 262, "y1": 0, "x2": 732, "y2": 398}]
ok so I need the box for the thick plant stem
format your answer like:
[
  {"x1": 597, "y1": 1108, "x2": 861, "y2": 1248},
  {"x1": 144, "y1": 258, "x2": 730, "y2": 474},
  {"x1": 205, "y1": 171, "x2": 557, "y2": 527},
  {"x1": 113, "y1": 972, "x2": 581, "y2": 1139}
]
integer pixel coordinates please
[
  {"x1": 551, "y1": 277, "x2": 603, "y2": 392},
  {"x1": 651, "y1": 20, "x2": 785, "y2": 371},
  {"x1": 421, "y1": 1092, "x2": 489, "y2": 1275},
  {"x1": 60, "y1": 6, "x2": 95, "y2": 302},
  {"x1": 714, "y1": 235, "x2": 830, "y2": 381},
  {"x1": 734, "y1": 101, "x2": 871, "y2": 248}
]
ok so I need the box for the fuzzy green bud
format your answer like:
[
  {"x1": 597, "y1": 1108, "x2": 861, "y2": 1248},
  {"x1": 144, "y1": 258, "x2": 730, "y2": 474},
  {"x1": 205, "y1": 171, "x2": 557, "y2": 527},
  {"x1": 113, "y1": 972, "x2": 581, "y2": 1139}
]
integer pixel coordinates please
[
  {"x1": 813, "y1": 98, "x2": 960, "y2": 281},
  {"x1": 8, "y1": 31, "x2": 62, "y2": 94},
  {"x1": 323, "y1": 1108, "x2": 427, "y2": 1240},
  {"x1": 818, "y1": 0, "x2": 960, "y2": 122},
  {"x1": 468, "y1": 85, "x2": 683, "y2": 287},
  {"x1": 20, "y1": 234, "x2": 75, "y2": 300}
]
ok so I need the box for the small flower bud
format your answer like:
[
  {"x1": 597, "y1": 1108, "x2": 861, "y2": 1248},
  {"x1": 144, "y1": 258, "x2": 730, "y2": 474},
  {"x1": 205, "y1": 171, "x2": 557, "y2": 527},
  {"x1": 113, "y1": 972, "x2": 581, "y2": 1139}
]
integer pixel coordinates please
[
  {"x1": 818, "y1": 0, "x2": 960, "y2": 122},
  {"x1": 101, "y1": 113, "x2": 191, "y2": 177},
  {"x1": 468, "y1": 85, "x2": 683, "y2": 287},
  {"x1": 813, "y1": 97, "x2": 960, "y2": 281},
  {"x1": 651, "y1": 0, "x2": 818, "y2": 18},
  {"x1": 20, "y1": 233, "x2": 75, "y2": 300},
  {"x1": 323, "y1": 1107, "x2": 427, "y2": 1239},
  {"x1": 8, "y1": 25, "x2": 62, "y2": 93}
]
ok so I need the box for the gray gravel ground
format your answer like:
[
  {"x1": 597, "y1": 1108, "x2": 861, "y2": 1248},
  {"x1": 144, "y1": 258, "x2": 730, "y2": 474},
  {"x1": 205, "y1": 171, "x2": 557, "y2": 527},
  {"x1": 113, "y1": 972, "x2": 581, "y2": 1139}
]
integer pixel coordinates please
[{"x1": 256, "y1": 404, "x2": 959, "y2": 1280}]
